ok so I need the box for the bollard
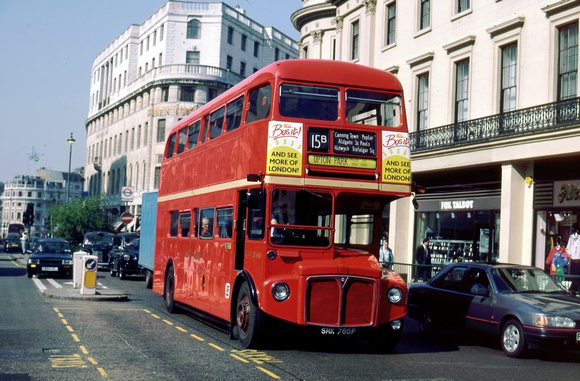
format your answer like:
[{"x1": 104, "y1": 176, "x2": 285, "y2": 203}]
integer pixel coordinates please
[{"x1": 80, "y1": 255, "x2": 98, "y2": 295}]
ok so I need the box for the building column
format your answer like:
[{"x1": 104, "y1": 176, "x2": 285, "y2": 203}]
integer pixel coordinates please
[
  {"x1": 390, "y1": 197, "x2": 415, "y2": 265},
  {"x1": 499, "y1": 162, "x2": 534, "y2": 264}
]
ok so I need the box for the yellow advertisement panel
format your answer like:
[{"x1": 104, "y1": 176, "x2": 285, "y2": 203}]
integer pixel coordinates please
[
  {"x1": 382, "y1": 131, "x2": 411, "y2": 185},
  {"x1": 267, "y1": 121, "x2": 303, "y2": 176}
]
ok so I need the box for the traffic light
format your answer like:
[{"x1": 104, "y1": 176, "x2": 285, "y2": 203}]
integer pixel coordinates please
[{"x1": 23, "y1": 203, "x2": 34, "y2": 227}]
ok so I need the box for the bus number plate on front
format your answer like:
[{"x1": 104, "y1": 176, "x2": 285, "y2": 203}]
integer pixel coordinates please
[{"x1": 321, "y1": 327, "x2": 357, "y2": 335}]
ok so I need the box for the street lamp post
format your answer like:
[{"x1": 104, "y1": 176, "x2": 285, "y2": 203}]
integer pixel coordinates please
[{"x1": 66, "y1": 133, "x2": 75, "y2": 202}]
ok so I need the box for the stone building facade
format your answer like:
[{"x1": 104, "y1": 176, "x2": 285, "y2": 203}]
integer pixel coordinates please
[
  {"x1": 85, "y1": 1, "x2": 298, "y2": 221},
  {"x1": 292, "y1": 0, "x2": 580, "y2": 271}
]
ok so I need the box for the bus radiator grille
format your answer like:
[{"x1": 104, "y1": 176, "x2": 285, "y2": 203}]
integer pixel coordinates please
[{"x1": 305, "y1": 276, "x2": 377, "y2": 327}]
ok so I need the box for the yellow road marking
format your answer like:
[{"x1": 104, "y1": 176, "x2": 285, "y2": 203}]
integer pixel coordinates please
[
  {"x1": 80, "y1": 346, "x2": 88, "y2": 355},
  {"x1": 190, "y1": 334, "x2": 205, "y2": 341},
  {"x1": 97, "y1": 367, "x2": 107, "y2": 377},
  {"x1": 176, "y1": 326, "x2": 187, "y2": 333},
  {"x1": 208, "y1": 343, "x2": 225, "y2": 351},
  {"x1": 256, "y1": 366, "x2": 280, "y2": 379},
  {"x1": 230, "y1": 354, "x2": 250, "y2": 363}
]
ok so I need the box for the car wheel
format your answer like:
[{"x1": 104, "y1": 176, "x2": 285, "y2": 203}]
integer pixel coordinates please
[
  {"x1": 501, "y1": 319, "x2": 527, "y2": 358},
  {"x1": 235, "y1": 282, "x2": 263, "y2": 348},
  {"x1": 165, "y1": 266, "x2": 178, "y2": 313},
  {"x1": 110, "y1": 265, "x2": 116, "y2": 277},
  {"x1": 418, "y1": 311, "x2": 437, "y2": 337},
  {"x1": 27, "y1": 272, "x2": 32, "y2": 278},
  {"x1": 119, "y1": 267, "x2": 126, "y2": 280}
]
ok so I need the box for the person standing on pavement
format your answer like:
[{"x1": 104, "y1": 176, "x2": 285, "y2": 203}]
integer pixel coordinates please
[
  {"x1": 379, "y1": 240, "x2": 394, "y2": 269},
  {"x1": 414, "y1": 238, "x2": 431, "y2": 282}
]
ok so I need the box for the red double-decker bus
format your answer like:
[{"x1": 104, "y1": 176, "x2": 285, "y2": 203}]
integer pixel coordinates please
[{"x1": 153, "y1": 59, "x2": 412, "y2": 349}]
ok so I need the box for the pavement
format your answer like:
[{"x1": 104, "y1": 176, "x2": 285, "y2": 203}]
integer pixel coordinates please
[{"x1": 6, "y1": 252, "x2": 128, "y2": 301}]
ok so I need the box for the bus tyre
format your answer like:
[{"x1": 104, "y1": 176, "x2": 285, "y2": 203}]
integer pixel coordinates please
[
  {"x1": 165, "y1": 266, "x2": 177, "y2": 313},
  {"x1": 501, "y1": 319, "x2": 526, "y2": 358},
  {"x1": 144, "y1": 269, "x2": 153, "y2": 289},
  {"x1": 236, "y1": 282, "x2": 263, "y2": 348}
]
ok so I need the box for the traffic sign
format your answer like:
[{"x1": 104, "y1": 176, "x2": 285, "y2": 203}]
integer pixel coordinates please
[
  {"x1": 121, "y1": 186, "x2": 134, "y2": 201},
  {"x1": 121, "y1": 212, "x2": 134, "y2": 224}
]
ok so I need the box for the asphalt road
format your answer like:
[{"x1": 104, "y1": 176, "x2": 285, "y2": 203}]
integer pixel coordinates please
[{"x1": 2, "y1": 250, "x2": 580, "y2": 381}]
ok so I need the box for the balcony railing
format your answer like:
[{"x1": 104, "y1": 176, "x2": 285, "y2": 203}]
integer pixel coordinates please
[{"x1": 410, "y1": 97, "x2": 580, "y2": 151}]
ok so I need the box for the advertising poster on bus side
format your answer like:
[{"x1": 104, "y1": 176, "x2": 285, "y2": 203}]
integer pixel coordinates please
[
  {"x1": 381, "y1": 131, "x2": 411, "y2": 185},
  {"x1": 266, "y1": 121, "x2": 303, "y2": 176}
]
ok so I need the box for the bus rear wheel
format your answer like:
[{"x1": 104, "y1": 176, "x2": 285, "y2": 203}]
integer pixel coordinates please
[
  {"x1": 236, "y1": 282, "x2": 262, "y2": 348},
  {"x1": 165, "y1": 266, "x2": 177, "y2": 313}
]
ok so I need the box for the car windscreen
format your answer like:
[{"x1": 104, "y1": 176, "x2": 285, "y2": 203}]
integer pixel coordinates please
[
  {"x1": 492, "y1": 267, "x2": 566, "y2": 293},
  {"x1": 84, "y1": 234, "x2": 114, "y2": 245},
  {"x1": 35, "y1": 242, "x2": 72, "y2": 254}
]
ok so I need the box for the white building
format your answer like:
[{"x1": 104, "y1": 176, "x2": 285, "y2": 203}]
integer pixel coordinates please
[
  {"x1": 85, "y1": 1, "x2": 298, "y2": 221},
  {"x1": 292, "y1": 0, "x2": 580, "y2": 275},
  {"x1": 0, "y1": 169, "x2": 84, "y2": 238}
]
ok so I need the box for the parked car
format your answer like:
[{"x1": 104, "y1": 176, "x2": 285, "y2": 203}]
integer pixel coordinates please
[
  {"x1": 27, "y1": 238, "x2": 73, "y2": 278},
  {"x1": 5, "y1": 234, "x2": 22, "y2": 253},
  {"x1": 81, "y1": 231, "x2": 115, "y2": 269},
  {"x1": 408, "y1": 262, "x2": 580, "y2": 358},
  {"x1": 109, "y1": 233, "x2": 141, "y2": 279}
]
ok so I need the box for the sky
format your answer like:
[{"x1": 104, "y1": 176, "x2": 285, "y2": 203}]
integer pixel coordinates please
[{"x1": 0, "y1": 0, "x2": 301, "y2": 183}]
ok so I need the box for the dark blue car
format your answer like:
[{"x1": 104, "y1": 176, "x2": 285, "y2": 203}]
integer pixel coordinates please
[
  {"x1": 109, "y1": 233, "x2": 141, "y2": 280},
  {"x1": 82, "y1": 231, "x2": 115, "y2": 269},
  {"x1": 408, "y1": 262, "x2": 580, "y2": 357},
  {"x1": 27, "y1": 238, "x2": 73, "y2": 278}
]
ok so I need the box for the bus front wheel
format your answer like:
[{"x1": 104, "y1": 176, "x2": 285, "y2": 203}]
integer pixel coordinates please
[{"x1": 235, "y1": 282, "x2": 262, "y2": 348}]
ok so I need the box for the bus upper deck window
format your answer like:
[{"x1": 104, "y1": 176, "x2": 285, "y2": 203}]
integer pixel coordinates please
[
  {"x1": 210, "y1": 107, "x2": 225, "y2": 139},
  {"x1": 166, "y1": 133, "x2": 177, "y2": 159},
  {"x1": 279, "y1": 84, "x2": 338, "y2": 121},
  {"x1": 188, "y1": 120, "x2": 201, "y2": 149},
  {"x1": 247, "y1": 84, "x2": 272, "y2": 123},
  {"x1": 226, "y1": 96, "x2": 244, "y2": 131},
  {"x1": 345, "y1": 89, "x2": 401, "y2": 127},
  {"x1": 177, "y1": 128, "x2": 187, "y2": 154}
]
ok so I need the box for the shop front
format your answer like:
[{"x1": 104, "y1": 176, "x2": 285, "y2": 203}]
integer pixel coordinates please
[
  {"x1": 534, "y1": 179, "x2": 580, "y2": 291},
  {"x1": 414, "y1": 194, "x2": 501, "y2": 272}
]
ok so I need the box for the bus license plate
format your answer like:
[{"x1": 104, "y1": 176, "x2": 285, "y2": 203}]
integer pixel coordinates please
[
  {"x1": 42, "y1": 267, "x2": 58, "y2": 272},
  {"x1": 321, "y1": 327, "x2": 357, "y2": 335}
]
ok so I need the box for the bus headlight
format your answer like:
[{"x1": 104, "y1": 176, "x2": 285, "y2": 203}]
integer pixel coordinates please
[
  {"x1": 272, "y1": 283, "x2": 290, "y2": 301},
  {"x1": 387, "y1": 287, "x2": 403, "y2": 304}
]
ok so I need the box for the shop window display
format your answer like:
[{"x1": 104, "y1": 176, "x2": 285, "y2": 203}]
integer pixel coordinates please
[{"x1": 416, "y1": 210, "x2": 500, "y2": 273}]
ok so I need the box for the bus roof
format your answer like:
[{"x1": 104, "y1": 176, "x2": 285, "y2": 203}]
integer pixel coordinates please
[{"x1": 169, "y1": 59, "x2": 403, "y2": 135}]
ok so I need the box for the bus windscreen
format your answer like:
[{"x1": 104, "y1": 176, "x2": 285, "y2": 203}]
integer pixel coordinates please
[
  {"x1": 279, "y1": 84, "x2": 339, "y2": 121},
  {"x1": 345, "y1": 89, "x2": 402, "y2": 127}
]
